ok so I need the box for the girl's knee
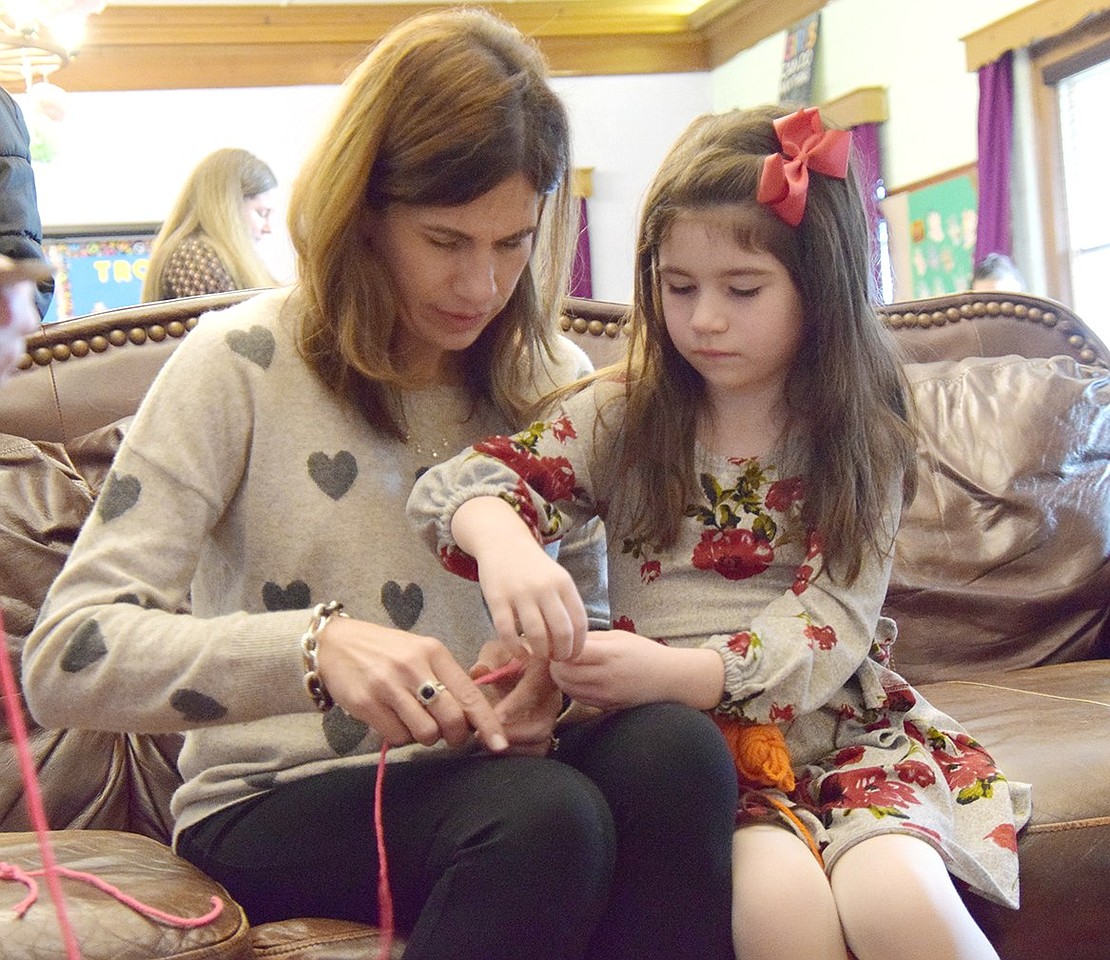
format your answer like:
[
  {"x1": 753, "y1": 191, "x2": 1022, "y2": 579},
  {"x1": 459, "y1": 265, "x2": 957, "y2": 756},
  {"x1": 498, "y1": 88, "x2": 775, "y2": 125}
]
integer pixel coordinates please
[{"x1": 831, "y1": 832, "x2": 952, "y2": 901}]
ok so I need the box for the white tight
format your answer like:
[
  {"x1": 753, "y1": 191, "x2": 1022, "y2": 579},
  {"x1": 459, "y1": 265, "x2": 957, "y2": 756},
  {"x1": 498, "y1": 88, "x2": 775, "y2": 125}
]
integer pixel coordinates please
[{"x1": 731, "y1": 825, "x2": 1000, "y2": 960}]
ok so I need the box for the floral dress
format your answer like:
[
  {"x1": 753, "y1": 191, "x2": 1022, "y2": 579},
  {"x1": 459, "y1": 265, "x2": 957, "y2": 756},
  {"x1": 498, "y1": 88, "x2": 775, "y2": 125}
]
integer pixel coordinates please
[{"x1": 408, "y1": 381, "x2": 1032, "y2": 909}]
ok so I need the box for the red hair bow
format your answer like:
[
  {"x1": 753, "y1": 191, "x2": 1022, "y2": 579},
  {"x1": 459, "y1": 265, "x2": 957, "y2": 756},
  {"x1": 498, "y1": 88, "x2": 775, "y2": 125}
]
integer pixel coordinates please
[{"x1": 756, "y1": 107, "x2": 852, "y2": 227}]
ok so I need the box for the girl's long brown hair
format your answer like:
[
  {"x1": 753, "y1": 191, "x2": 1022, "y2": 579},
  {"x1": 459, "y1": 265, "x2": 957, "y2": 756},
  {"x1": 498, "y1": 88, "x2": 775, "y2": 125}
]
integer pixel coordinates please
[
  {"x1": 288, "y1": 8, "x2": 575, "y2": 437},
  {"x1": 143, "y1": 148, "x2": 277, "y2": 302},
  {"x1": 611, "y1": 106, "x2": 916, "y2": 584}
]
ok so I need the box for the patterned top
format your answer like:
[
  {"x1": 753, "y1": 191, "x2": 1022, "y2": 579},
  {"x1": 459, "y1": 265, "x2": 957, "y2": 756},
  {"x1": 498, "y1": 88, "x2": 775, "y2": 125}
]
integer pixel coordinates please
[
  {"x1": 408, "y1": 379, "x2": 1032, "y2": 909},
  {"x1": 160, "y1": 233, "x2": 237, "y2": 299},
  {"x1": 22, "y1": 287, "x2": 606, "y2": 845}
]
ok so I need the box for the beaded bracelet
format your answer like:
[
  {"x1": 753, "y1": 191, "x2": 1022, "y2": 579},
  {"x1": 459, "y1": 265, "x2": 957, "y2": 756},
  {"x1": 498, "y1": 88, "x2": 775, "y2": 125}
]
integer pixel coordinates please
[{"x1": 300, "y1": 600, "x2": 348, "y2": 712}]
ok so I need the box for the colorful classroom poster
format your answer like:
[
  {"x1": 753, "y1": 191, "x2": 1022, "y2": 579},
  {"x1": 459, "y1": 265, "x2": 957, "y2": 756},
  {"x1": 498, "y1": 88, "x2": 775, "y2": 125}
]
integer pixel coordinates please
[
  {"x1": 905, "y1": 175, "x2": 978, "y2": 298},
  {"x1": 42, "y1": 236, "x2": 153, "y2": 323}
]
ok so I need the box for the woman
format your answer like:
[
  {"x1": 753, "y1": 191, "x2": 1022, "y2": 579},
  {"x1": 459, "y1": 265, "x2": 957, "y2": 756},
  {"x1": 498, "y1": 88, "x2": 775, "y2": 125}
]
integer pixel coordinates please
[
  {"x1": 142, "y1": 147, "x2": 278, "y2": 301},
  {"x1": 23, "y1": 10, "x2": 737, "y2": 959}
]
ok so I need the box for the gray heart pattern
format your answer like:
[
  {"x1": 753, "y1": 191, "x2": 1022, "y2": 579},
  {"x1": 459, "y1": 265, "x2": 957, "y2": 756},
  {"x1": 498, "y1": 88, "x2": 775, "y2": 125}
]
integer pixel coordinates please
[
  {"x1": 170, "y1": 688, "x2": 228, "y2": 723},
  {"x1": 61, "y1": 619, "x2": 107, "y2": 673},
  {"x1": 263, "y1": 580, "x2": 311, "y2": 611},
  {"x1": 308, "y1": 450, "x2": 358, "y2": 500},
  {"x1": 323, "y1": 706, "x2": 368, "y2": 756},
  {"x1": 97, "y1": 472, "x2": 142, "y2": 522},
  {"x1": 225, "y1": 326, "x2": 276, "y2": 369},
  {"x1": 381, "y1": 581, "x2": 423, "y2": 630}
]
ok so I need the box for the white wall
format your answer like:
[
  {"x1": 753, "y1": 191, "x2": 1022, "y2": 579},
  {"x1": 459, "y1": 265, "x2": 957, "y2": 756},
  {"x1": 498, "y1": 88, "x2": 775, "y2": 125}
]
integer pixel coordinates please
[
  {"x1": 555, "y1": 72, "x2": 711, "y2": 301},
  {"x1": 18, "y1": 0, "x2": 1035, "y2": 306},
  {"x1": 20, "y1": 72, "x2": 711, "y2": 303},
  {"x1": 710, "y1": 0, "x2": 1026, "y2": 192}
]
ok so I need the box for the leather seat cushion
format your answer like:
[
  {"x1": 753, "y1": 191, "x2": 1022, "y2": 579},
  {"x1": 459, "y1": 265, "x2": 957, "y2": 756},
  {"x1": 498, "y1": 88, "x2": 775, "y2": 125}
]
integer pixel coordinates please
[
  {"x1": 918, "y1": 661, "x2": 1110, "y2": 960},
  {"x1": 0, "y1": 830, "x2": 251, "y2": 959}
]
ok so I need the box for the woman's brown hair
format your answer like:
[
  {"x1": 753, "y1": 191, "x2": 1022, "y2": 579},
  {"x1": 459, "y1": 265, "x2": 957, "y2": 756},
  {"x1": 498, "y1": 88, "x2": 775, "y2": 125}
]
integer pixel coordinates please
[
  {"x1": 288, "y1": 7, "x2": 575, "y2": 437},
  {"x1": 612, "y1": 106, "x2": 916, "y2": 584}
]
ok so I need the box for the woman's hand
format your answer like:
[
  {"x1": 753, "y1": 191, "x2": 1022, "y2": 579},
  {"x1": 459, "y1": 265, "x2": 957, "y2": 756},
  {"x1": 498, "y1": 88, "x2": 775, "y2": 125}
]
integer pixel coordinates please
[
  {"x1": 550, "y1": 629, "x2": 726, "y2": 712},
  {"x1": 452, "y1": 496, "x2": 588, "y2": 662},
  {"x1": 314, "y1": 615, "x2": 508, "y2": 753},
  {"x1": 471, "y1": 641, "x2": 562, "y2": 756}
]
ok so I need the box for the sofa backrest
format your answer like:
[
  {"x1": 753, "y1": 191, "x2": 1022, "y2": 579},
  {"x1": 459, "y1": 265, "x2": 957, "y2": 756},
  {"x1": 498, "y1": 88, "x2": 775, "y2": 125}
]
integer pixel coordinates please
[
  {"x1": 1, "y1": 287, "x2": 1107, "y2": 838},
  {"x1": 562, "y1": 292, "x2": 1110, "y2": 683}
]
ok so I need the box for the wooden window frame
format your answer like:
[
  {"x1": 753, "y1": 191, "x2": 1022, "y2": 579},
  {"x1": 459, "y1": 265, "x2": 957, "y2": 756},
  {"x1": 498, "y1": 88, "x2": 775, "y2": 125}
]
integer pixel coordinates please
[{"x1": 1027, "y1": 11, "x2": 1110, "y2": 304}]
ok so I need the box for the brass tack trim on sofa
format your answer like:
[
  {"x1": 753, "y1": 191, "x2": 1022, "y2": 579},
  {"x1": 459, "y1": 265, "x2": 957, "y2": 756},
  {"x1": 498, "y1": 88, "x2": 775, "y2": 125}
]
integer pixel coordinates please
[
  {"x1": 20, "y1": 317, "x2": 199, "y2": 369},
  {"x1": 559, "y1": 292, "x2": 1109, "y2": 369}
]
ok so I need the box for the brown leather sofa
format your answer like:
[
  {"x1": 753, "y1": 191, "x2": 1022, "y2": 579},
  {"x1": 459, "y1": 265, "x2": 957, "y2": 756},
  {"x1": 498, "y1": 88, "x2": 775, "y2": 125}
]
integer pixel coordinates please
[{"x1": 2, "y1": 288, "x2": 1108, "y2": 960}]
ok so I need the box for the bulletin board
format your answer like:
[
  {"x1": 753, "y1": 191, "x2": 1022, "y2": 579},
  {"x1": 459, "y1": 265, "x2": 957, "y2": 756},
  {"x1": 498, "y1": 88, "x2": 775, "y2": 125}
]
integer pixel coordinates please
[
  {"x1": 42, "y1": 225, "x2": 159, "y2": 324},
  {"x1": 880, "y1": 166, "x2": 978, "y2": 302}
]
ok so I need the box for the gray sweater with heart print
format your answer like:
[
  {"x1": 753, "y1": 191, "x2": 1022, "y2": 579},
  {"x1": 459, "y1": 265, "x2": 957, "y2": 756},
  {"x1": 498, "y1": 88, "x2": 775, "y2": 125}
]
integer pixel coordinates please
[{"x1": 22, "y1": 286, "x2": 607, "y2": 845}]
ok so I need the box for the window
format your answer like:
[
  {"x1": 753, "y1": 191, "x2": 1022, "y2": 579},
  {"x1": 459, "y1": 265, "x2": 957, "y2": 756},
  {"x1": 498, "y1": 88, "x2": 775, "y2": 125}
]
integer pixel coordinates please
[
  {"x1": 1056, "y1": 57, "x2": 1110, "y2": 336},
  {"x1": 1028, "y1": 9, "x2": 1110, "y2": 339}
]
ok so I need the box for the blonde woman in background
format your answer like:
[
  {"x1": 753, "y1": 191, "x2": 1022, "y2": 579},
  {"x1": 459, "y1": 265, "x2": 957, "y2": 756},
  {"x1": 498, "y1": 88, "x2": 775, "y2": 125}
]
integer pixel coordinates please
[{"x1": 142, "y1": 147, "x2": 278, "y2": 301}]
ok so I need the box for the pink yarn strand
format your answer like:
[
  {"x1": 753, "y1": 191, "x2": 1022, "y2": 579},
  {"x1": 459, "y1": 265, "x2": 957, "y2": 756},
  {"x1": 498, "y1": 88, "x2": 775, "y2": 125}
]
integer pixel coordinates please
[
  {"x1": 0, "y1": 607, "x2": 224, "y2": 942},
  {"x1": 373, "y1": 658, "x2": 525, "y2": 957},
  {"x1": 375, "y1": 740, "x2": 395, "y2": 960},
  {"x1": 0, "y1": 608, "x2": 83, "y2": 959}
]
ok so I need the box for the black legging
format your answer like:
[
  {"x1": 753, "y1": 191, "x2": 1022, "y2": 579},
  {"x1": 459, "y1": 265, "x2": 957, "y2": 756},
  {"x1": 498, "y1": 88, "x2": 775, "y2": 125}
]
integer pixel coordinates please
[{"x1": 178, "y1": 702, "x2": 737, "y2": 960}]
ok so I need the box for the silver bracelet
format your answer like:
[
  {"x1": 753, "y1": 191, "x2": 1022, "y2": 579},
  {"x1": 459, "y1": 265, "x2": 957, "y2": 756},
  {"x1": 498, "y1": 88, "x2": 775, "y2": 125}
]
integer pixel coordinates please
[{"x1": 300, "y1": 601, "x2": 347, "y2": 712}]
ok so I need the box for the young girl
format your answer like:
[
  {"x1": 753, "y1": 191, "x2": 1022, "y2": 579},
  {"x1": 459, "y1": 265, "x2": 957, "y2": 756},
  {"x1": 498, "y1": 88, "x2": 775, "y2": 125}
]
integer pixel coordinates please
[{"x1": 409, "y1": 105, "x2": 1031, "y2": 960}]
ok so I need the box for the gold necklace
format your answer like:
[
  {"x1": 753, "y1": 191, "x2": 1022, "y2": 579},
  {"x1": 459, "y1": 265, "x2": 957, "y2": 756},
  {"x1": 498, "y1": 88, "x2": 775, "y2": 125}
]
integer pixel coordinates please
[{"x1": 405, "y1": 433, "x2": 454, "y2": 461}]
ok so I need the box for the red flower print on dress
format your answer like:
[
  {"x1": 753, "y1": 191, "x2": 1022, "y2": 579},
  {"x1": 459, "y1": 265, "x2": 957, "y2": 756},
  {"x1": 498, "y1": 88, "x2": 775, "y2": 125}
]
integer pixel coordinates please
[
  {"x1": 473, "y1": 435, "x2": 579, "y2": 503},
  {"x1": 791, "y1": 564, "x2": 813, "y2": 596},
  {"x1": 895, "y1": 760, "x2": 936, "y2": 787},
  {"x1": 439, "y1": 545, "x2": 478, "y2": 582},
  {"x1": 551, "y1": 416, "x2": 577, "y2": 442},
  {"x1": 821, "y1": 767, "x2": 921, "y2": 814},
  {"x1": 640, "y1": 559, "x2": 661, "y2": 583},
  {"x1": 765, "y1": 476, "x2": 805, "y2": 512},
  {"x1": 804, "y1": 623, "x2": 837, "y2": 650},
  {"x1": 805, "y1": 530, "x2": 824, "y2": 560},
  {"x1": 986, "y1": 823, "x2": 1018, "y2": 852},
  {"x1": 905, "y1": 823, "x2": 943, "y2": 844},
  {"x1": 933, "y1": 734, "x2": 1003, "y2": 803},
  {"x1": 506, "y1": 480, "x2": 541, "y2": 535},
  {"x1": 727, "y1": 631, "x2": 755, "y2": 657},
  {"x1": 692, "y1": 529, "x2": 774, "y2": 580},
  {"x1": 612, "y1": 615, "x2": 637, "y2": 632},
  {"x1": 882, "y1": 684, "x2": 917, "y2": 713},
  {"x1": 834, "y1": 744, "x2": 865, "y2": 766},
  {"x1": 769, "y1": 703, "x2": 795, "y2": 722}
]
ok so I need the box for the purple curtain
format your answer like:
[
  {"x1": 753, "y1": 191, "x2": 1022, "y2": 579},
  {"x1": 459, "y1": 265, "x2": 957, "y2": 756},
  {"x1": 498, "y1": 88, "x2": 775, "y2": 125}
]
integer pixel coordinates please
[
  {"x1": 570, "y1": 196, "x2": 592, "y2": 299},
  {"x1": 851, "y1": 121, "x2": 882, "y2": 261},
  {"x1": 975, "y1": 51, "x2": 1014, "y2": 262}
]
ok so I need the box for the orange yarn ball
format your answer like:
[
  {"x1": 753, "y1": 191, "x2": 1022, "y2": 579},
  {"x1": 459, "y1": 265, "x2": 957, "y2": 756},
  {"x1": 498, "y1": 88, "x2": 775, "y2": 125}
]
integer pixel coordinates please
[{"x1": 713, "y1": 716, "x2": 796, "y2": 792}]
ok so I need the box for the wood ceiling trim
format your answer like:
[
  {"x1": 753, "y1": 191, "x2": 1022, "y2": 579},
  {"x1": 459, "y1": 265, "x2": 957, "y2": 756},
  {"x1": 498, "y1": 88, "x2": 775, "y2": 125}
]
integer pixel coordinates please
[
  {"x1": 44, "y1": 0, "x2": 804, "y2": 91},
  {"x1": 702, "y1": 0, "x2": 824, "y2": 67},
  {"x1": 961, "y1": 0, "x2": 1108, "y2": 72},
  {"x1": 820, "y1": 85, "x2": 887, "y2": 128}
]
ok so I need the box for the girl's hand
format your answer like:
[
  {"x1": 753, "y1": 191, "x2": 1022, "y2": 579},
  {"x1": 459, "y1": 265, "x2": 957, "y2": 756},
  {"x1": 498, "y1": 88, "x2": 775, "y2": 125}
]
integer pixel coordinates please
[
  {"x1": 550, "y1": 629, "x2": 726, "y2": 712},
  {"x1": 471, "y1": 643, "x2": 562, "y2": 756},
  {"x1": 452, "y1": 496, "x2": 588, "y2": 662},
  {"x1": 315, "y1": 615, "x2": 508, "y2": 753}
]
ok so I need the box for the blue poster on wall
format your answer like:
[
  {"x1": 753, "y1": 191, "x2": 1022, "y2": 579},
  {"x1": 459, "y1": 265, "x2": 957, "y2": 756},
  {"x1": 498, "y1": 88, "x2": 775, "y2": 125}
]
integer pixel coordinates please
[{"x1": 41, "y1": 230, "x2": 157, "y2": 324}]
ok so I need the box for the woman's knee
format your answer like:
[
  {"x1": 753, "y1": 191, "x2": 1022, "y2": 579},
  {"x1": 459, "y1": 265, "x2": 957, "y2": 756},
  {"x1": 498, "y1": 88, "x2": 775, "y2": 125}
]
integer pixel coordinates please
[
  {"x1": 460, "y1": 757, "x2": 617, "y2": 881},
  {"x1": 577, "y1": 702, "x2": 737, "y2": 803}
]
